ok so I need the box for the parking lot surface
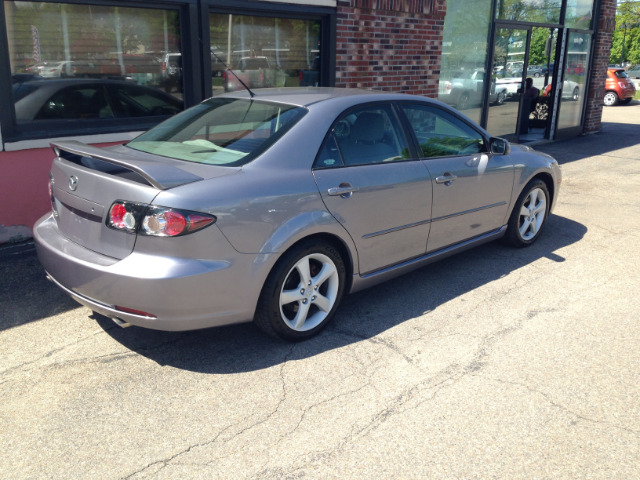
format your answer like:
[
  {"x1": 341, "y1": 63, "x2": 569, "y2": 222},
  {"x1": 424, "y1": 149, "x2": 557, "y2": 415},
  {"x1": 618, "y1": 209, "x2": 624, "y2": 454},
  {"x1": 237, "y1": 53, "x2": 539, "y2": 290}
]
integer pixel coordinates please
[{"x1": 1, "y1": 103, "x2": 639, "y2": 479}]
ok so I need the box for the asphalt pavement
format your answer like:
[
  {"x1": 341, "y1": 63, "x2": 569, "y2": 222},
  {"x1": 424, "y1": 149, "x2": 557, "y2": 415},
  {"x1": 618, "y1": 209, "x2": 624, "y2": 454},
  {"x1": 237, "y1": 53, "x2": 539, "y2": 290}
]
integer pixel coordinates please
[{"x1": 1, "y1": 102, "x2": 639, "y2": 479}]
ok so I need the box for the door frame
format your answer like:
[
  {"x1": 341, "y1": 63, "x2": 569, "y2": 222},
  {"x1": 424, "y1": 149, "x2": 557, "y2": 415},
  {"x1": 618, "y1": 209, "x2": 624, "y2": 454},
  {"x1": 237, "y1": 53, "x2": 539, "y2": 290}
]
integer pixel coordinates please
[{"x1": 484, "y1": 20, "x2": 564, "y2": 142}]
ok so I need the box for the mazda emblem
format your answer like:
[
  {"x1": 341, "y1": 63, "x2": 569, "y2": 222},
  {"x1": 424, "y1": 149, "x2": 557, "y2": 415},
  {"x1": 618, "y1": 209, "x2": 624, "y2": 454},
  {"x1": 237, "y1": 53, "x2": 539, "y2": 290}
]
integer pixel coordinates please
[{"x1": 68, "y1": 175, "x2": 78, "y2": 191}]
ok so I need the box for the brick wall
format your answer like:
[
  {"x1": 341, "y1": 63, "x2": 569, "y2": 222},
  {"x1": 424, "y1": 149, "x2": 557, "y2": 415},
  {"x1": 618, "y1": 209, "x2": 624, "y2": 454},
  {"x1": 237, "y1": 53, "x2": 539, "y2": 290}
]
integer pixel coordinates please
[
  {"x1": 335, "y1": 0, "x2": 446, "y2": 97},
  {"x1": 584, "y1": 0, "x2": 617, "y2": 133}
]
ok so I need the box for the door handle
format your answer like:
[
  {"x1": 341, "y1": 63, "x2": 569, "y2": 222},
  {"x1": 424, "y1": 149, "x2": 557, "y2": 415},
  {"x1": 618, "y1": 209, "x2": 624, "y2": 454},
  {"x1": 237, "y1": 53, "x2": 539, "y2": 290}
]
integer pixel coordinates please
[
  {"x1": 435, "y1": 173, "x2": 458, "y2": 185},
  {"x1": 328, "y1": 184, "x2": 359, "y2": 198}
]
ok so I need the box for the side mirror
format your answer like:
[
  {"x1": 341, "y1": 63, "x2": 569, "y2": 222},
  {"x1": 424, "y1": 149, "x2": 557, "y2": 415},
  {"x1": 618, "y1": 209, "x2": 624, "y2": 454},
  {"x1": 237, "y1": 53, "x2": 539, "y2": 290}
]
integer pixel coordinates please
[{"x1": 490, "y1": 137, "x2": 510, "y2": 155}]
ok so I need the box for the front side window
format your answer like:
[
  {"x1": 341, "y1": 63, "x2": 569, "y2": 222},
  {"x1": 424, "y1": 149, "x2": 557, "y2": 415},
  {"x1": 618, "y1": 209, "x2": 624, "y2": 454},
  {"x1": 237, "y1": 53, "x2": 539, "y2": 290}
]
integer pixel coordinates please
[
  {"x1": 6, "y1": 1, "x2": 184, "y2": 122},
  {"x1": 209, "y1": 13, "x2": 321, "y2": 94},
  {"x1": 127, "y1": 98, "x2": 306, "y2": 166},
  {"x1": 401, "y1": 104, "x2": 485, "y2": 158}
]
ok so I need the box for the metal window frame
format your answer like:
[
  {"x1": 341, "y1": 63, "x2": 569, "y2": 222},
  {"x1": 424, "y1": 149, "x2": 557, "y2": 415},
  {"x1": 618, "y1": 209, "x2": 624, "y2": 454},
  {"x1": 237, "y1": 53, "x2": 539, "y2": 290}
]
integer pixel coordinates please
[{"x1": 0, "y1": 0, "x2": 335, "y2": 143}]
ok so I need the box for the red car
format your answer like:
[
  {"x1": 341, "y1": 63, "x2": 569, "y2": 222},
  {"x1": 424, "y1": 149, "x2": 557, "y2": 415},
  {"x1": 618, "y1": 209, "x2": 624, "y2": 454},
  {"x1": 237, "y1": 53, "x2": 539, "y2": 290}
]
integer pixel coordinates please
[{"x1": 604, "y1": 67, "x2": 636, "y2": 106}]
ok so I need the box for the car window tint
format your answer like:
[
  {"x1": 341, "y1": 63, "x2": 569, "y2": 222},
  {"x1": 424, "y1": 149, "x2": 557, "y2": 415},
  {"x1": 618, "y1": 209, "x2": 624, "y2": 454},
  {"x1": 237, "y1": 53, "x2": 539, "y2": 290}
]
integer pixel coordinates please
[
  {"x1": 127, "y1": 97, "x2": 306, "y2": 166},
  {"x1": 333, "y1": 105, "x2": 409, "y2": 166},
  {"x1": 314, "y1": 133, "x2": 344, "y2": 168},
  {"x1": 401, "y1": 104, "x2": 484, "y2": 158},
  {"x1": 108, "y1": 85, "x2": 182, "y2": 117},
  {"x1": 35, "y1": 85, "x2": 114, "y2": 120}
]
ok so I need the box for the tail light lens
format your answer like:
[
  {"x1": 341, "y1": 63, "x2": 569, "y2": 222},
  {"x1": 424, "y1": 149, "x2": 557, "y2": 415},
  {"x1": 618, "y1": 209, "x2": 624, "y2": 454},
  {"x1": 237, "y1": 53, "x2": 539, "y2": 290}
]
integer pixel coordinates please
[{"x1": 107, "y1": 201, "x2": 216, "y2": 237}]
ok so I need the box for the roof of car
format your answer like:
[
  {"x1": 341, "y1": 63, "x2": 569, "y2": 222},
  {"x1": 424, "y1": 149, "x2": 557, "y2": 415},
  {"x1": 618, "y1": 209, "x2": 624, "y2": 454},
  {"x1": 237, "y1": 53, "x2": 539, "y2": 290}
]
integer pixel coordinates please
[{"x1": 213, "y1": 87, "x2": 427, "y2": 108}]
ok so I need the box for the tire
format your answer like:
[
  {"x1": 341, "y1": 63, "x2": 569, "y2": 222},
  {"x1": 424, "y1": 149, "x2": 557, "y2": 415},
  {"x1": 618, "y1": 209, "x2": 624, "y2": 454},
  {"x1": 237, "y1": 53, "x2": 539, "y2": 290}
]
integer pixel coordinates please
[
  {"x1": 254, "y1": 241, "x2": 346, "y2": 341},
  {"x1": 603, "y1": 91, "x2": 618, "y2": 106},
  {"x1": 572, "y1": 87, "x2": 580, "y2": 101},
  {"x1": 495, "y1": 91, "x2": 506, "y2": 105},
  {"x1": 457, "y1": 92, "x2": 470, "y2": 110},
  {"x1": 534, "y1": 72, "x2": 540, "y2": 78},
  {"x1": 504, "y1": 179, "x2": 550, "y2": 247}
]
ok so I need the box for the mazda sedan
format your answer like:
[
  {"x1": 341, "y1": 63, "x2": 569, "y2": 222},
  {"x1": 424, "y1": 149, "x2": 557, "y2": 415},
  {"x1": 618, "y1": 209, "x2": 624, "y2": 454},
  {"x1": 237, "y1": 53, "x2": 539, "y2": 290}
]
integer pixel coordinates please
[{"x1": 35, "y1": 88, "x2": 561, "y2": 341}]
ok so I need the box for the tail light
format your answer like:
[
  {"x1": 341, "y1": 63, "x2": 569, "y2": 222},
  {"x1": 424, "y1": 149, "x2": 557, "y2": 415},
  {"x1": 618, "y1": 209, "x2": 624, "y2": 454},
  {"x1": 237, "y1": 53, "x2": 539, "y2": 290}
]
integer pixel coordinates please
[{"x1": 107, "y1": 201, "x2": 216, "y2": 237}]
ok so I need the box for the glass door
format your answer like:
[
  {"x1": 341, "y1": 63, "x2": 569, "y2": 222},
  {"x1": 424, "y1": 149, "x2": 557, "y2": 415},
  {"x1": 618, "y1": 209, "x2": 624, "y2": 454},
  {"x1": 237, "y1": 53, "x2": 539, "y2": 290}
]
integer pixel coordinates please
[
  {"x1": 487, "y1": 26, "x2": 558, "y2": 142},
  {"x1": 556, "y1": 31, "x2": 591, "y2": 137},
  {"x1": 487, "y1": 26, "x2": 530, "y2": 141}
]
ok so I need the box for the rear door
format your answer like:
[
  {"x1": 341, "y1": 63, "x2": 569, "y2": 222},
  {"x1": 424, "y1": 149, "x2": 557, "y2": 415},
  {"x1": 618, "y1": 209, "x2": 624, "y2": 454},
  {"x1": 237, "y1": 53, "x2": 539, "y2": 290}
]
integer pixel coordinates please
[
  {"x1": 312, "y1": 103, "x2": 432, "y2": 275},
  {"x1": 398, "y1": 102, "x2": 515, "y2": 252}
]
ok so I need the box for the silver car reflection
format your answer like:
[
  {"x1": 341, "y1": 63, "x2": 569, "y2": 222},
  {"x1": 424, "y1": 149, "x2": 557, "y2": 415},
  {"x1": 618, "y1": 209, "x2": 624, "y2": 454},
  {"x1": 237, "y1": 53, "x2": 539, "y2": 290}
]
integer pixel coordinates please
[{"x1": 34, "y1": 88, "x2": 561, "y2": 341}]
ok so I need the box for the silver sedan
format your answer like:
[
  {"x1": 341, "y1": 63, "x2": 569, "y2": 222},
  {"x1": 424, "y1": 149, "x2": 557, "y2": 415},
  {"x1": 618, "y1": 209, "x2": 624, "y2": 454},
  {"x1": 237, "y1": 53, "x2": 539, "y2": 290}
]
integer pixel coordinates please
[{"x1": 34, "y1": 88, "x2": 561, "y2": 340}]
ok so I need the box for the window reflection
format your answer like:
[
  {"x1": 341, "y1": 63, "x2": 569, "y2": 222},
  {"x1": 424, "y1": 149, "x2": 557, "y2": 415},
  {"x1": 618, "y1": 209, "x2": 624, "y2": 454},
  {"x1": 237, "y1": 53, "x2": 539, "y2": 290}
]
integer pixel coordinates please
[
  {"x1": 209, "y1": 14, "x2": 321, "y2": 93},
  {"x1": 496, "y1": 0, "x2": 562, "y2": 23},
  {"x1": 438, "y1": 0, "x2": 493, "y2": 123},
  {"x1": 6, "y1": 1, "x2": 184, "y2": 121},
  {"x1": 558, "y1": 32, "x2": 591, "y2": 130},
  {"x1": 565, "y1": 0, "x2": 594, "y2": 29}
]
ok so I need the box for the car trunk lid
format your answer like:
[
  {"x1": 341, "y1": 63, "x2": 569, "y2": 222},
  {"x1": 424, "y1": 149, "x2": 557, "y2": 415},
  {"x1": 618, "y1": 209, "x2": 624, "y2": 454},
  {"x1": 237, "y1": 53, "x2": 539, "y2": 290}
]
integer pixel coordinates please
[{"x1": 48, "y1": 140, "x2": 234, "y2": 259}]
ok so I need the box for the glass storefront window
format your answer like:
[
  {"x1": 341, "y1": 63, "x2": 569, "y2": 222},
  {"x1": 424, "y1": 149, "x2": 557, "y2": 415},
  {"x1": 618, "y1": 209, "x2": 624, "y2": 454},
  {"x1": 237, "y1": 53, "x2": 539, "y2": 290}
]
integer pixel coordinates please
[
  {"x1": 565, "y1": 0, "x2": 594, "y2": 29},
  {"x1": 496, "y1": 0, "x2": 562, "y2": 24},
  {"x1": 5, "y1": 1, "x2": 183, "y2": 122},
  {"x1": 209, "y1": 13, "x2": 321, "y2": 94},
  {"x1": 438, "y1": 0, "x2": 493, "y2": 124},
  {"x1": 557, "y1": 32, "x2": 591, "y2": 130}
]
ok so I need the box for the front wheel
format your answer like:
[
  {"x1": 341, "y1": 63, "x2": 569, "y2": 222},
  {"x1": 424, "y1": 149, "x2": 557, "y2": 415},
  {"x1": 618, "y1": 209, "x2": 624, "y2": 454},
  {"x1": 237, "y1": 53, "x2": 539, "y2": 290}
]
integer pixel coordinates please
[
  {"x1": 504, "y1": 179, "x2": 550, "y2": 247},
  {"x1": 603, "y1": 91, "x2": 618, "y2": 106},
  {"x1": 254, "y1": 241, "x2": 346, "y2": 341}
]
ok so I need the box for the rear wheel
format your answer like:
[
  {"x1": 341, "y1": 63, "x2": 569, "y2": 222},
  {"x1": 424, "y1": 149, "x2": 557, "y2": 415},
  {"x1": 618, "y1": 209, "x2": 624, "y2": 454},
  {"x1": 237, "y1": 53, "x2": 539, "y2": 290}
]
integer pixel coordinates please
[
  {"x1": 254, "y1": 241, "x2": 346, "y2": 341},
  {"x1": 504, "y1": 179, "x2": 550, "y2": 247},
  {"x1": 571, "y1": 87, "x2": 580, "y2": 101},
  {"x1": 603, "y1": 91, "x2": 618, "y2": 106}
]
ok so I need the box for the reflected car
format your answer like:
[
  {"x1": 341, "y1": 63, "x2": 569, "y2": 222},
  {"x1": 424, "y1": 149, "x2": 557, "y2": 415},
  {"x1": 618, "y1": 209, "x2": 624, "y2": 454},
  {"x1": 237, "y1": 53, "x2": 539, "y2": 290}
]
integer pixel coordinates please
[
  {"x1": 13, "y1": 79, "x2": 183, "y2": 121},
  {"x1": 439, "y1": 70, "x2": 507, "y2": 109},
  {"x1": 625, "y1": 66, "x2": 640, "y2": 79},
  {"x1": 34, "y1": 88, "x2": 561, "y2": 341},
  {"x1": 604, "y1": 67, "x2": 636, "y2": 106},
  {"x1": 542, "y1": 80, "x2": 580, "y2": 101}
]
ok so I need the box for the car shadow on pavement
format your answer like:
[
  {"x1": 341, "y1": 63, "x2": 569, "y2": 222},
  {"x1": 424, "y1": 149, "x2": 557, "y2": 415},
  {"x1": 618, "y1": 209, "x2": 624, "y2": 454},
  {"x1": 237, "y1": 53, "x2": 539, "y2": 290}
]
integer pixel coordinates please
[
  {"x1": 0, "y1": 241, "x2": 79, "y2": 332},
  {"x1": 96, "y1": 213, "x2": 587, "y2": 374}
]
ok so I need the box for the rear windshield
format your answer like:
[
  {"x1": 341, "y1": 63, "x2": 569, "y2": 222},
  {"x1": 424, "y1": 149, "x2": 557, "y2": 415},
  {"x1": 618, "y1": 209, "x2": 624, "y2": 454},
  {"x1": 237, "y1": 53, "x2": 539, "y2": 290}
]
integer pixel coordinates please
[
  {"x1": 127, "y1": 97, "x2": 306, "y2": 166},
  {"x1": 614, "y1": 70, "x2": 630, "y2": 79}
]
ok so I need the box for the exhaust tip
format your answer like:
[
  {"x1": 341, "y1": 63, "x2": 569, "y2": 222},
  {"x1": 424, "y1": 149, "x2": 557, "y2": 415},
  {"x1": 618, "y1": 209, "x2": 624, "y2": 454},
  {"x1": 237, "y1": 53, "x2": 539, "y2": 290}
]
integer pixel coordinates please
[{"x1": 112, "y1": 317, "x2": 131, "y2": 328}]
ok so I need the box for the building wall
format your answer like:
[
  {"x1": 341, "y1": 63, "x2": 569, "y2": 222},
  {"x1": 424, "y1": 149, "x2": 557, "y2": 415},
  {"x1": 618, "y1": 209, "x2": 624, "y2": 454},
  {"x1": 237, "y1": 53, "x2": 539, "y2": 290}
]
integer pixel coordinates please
[
  {"x1": 584, "y1": 0, "x2": 617, "y2": 133},
  {"x1": 335, "y1": 0, "x2": 446, "y2": 97}
]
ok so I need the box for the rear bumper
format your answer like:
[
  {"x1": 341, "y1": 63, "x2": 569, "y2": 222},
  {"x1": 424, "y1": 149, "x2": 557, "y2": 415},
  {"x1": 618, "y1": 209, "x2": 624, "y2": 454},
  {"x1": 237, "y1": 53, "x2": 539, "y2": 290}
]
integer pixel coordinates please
[{"x1": 34, "y1": 214, "x2": 270, "y2": 331}]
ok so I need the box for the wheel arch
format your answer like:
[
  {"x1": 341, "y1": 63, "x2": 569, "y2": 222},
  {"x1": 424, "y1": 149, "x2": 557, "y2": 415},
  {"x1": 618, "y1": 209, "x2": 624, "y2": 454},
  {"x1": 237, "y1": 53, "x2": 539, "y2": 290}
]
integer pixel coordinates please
[
  {"x1": 269, "y1": 232, "x2": 356, "y2": 295},
  {"x1": 531, "y1": 171, "x2": 556, "y2": 208}
]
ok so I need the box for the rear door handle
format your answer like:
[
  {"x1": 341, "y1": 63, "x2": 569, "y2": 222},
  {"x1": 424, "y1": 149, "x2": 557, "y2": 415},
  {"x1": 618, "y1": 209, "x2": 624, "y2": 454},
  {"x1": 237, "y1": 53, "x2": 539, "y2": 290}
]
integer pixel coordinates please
[
  {"x1": 328, "y1": 184, "x2": 359, "y2": 198},
  {"x1": 435, "y1": 173, "x2": 458, "y2": 185}
]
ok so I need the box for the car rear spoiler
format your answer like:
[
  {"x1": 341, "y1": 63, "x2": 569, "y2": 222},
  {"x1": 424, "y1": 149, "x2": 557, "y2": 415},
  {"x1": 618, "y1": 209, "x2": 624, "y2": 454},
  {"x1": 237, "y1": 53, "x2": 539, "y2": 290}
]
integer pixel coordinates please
[{"x1": 51, "y1": 140, "x2": 203, "y2": 190}]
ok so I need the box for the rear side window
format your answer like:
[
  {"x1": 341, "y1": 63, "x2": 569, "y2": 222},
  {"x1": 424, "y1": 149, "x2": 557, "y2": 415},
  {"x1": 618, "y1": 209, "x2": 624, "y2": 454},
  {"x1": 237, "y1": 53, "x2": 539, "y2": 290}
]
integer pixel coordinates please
[
  {"x1": 320, "y1": 104, "x2": 410, "y2": 167},
  {"x1": 400, "y1": 104, "x2": 485, "y2": 158},
  {"x1": 127, "y1": 97, "x2": 306, "y2": 166},
  {"x1": 35, "y1": 85, "x2": 113, "y2": 120}
]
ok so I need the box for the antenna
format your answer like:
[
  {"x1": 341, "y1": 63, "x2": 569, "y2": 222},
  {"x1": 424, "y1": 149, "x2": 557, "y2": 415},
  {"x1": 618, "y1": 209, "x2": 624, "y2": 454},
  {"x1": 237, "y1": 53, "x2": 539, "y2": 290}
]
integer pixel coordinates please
[{"x1": 212, "y1": 49, "x2": 256, "y2": 98}]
